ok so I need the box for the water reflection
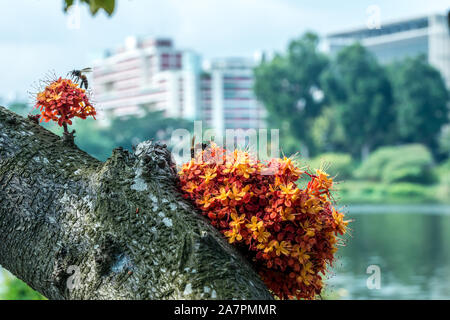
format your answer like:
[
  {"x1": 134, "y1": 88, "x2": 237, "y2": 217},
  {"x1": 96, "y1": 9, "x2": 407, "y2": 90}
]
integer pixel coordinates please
[{"x1": 326, "y1": 205, "x2": 450, "y2": 299}]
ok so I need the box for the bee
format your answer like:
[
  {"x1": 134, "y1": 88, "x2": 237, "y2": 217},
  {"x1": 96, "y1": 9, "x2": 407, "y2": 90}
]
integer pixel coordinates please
[
  {"x1": 68, "y1": 67, "x2": 92, "y2": 89},
  {"x1": 190, "y1": 135, "x2": 210, "y2": 159}
]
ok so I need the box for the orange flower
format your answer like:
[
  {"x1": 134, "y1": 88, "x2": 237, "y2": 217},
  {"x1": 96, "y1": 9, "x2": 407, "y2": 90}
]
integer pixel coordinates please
[
  {"x1": 177, "y1": 143, "x2": 348, "y2": 300},
  {"x1": 292, "y1": 245, "x2": 310, "y2": 264},
  {"x1": 224, "y1": 227, "x2": 243, "y2": 243},
  {"x1": 183, "y1": 181, "x2": 197, "y2": 193},
  {"x1": 34, "y1": 77, "x2": 96, "y2": 128},
  {"x1": 246, "y1": 216, "x2": 263, "y2": 232},
  {"x1": 215, "y1": 187, "x2": 230, "y2": 202},
  {"x1": 332, "y1": 208, "x2": 349, "y2": 235},
  {"x1": 229, "y1": 212, "x2": 246, "y2": 229},
  {"x1": 199, "y1": 167, "x2": 217, "y2": 184},
  {"x1": 196, "y1": 194, "x2": 215, "y2": 209},
  {"x1": 274, "y1": 240, "x2": 291, "y2": 256},
  {"x1": 255, "y1": 227, "x2": 271, "y2": 243},
  {"x1": 229, "y1": 185, "x2": 250, "y2": 202},
  {"x1": 280, "y1": 207, "x2": 296, "y2": 221},
  {"x1": 279, "y1": 183, "x2": 300, "y2": 201}
]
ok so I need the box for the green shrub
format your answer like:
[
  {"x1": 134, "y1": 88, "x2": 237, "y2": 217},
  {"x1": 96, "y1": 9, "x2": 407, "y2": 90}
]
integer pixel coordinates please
[
  {"x1": 386, "y1": 183, "x2": 432, "y2": 199},
  {"x1": 438, "y1": 159, "x2": 450, "y2": 172},
  {"x1": 356, "y1": 144, "x2": 435, "y2": 184},
  {"x1": 436, "y1": 160, "x2": 450, "y2": 202},
  {"x1": 307, "y1": 153, "x2": 354, "y2": 179}
]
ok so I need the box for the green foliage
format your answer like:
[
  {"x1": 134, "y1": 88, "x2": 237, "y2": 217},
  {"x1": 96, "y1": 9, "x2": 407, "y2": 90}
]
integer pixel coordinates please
[
  {"x1": 439, "y1": 125, "x2": 450, "y2": 158},
  {"x1": 436, "y1": 160, "x2": 450, "y2": 202},
  {"x1": 0, "y1": 270, "x2": 46, "y2": 300},
  {"x1": 310, "y1": 107, "x2": 346, "y2": 153},
  {"x1": 387, "y1": 56, "x2": 449, "y2": 155},
  {"x1": 438, "y1": 159, "x2": 450, "y2": 172},
  {"x1": 254, "y1": 32, "x2": 329, "y2": 155},
  {"x1": 356, "y1": 144, "x2": 435, "y2": 184},
  {"x1": 337, "y1": 180, "x2": 436, "y2": 204},
  {"x1": 64, "y1": 0, "x2": 116, "y2": 16},
  {"x1": 307, "y1": 153, "x2": 354, "y2": 180},
  {"x1": 320, "y1": 43, "x2": 395, "y2": 158},
  {"x1": 386, "y1": 183, "x2": 433, "y2": 199}
]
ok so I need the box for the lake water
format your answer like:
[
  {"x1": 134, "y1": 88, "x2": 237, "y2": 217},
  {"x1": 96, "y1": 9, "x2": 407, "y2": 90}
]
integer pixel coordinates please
[{"x1": 325, "y1": 205, "x2": 450, "y2": 299}]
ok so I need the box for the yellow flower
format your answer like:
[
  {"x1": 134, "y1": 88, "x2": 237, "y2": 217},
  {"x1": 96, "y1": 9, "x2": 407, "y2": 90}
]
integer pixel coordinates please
[
  {"x1": 179, "y1": 160, "x2": 195, "y2": 174},
  {"x1": 215, "y1": 187, "x2": 230, "y2": 201},
  {"x1": 236, "y1": 163, "x2": 256, "y2": 179},
  {"x1": 255, "y1": 227, "x2": 271, "y2": 243},
  {"x1": 199, "y1": 167, "x2": 217, "y2": 184},
  {"x1": 275, "y1": 240, "x2": 291, "y2": 256},
  {"x1": 224, "y1": 228, "x2": 242, "y2": 243},
  {"x1": 302, "y1": 197, "x2": 322, "y2": 214},
  {"x1": 229, "y1": 212, "x2": 246, "y2": 229},
  {"x1": 265, "y1": 240, "x2": 291, "y2": 256},
  {"x1": 246, "y1": 216, "x2": 263, "y2": 232},
  {"x1": 229, "y1": 185, "x2": 250, "y2": 202},
  {"x1": 196, "y1": 194, "x2": 215, "y2": 208},
  {"x1": 301, "y1": 221, "x2": 316, "y2": 238},
  {"x1": 296, "y1": 262, "x2": 315, "y2": 285},
  {"x1": 264, "y1": 240, "x2": 278, "y2": 253},
  {"x1": 279, "y1": 183, "x2": 300, "y2": 201},
  {"x1": 279, "y1": 157, "x2": 303, "y2": 177},
  {"x1": 292, "y1": 245, "x2": 310, "y2": 264},
  {"x1": 280, "y1": 207, "x2": 296, "y2": 221},
  {"x1": 316, "y1": 169, "x2": 333, "y2": 189},
  {"x1": 183, "y1": 181, "x2": 197, "y2": 193},
  {"x1": 332, "y1": 208, "x2": 349, "y2": 235}
]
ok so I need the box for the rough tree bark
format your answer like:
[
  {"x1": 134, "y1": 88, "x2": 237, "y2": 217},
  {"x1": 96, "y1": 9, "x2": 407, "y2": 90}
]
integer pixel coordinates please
[{"x1": 0, "y1": 106, "x2": 273, "y2": 300}]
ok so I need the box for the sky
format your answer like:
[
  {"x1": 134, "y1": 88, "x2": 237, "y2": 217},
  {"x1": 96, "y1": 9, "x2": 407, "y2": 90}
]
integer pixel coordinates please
[{"x1": 0, "y1": 0, "x2": 448, "y2": 102}]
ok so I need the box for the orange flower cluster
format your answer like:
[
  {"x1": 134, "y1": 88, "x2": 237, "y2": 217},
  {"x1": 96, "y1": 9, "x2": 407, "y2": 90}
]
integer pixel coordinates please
[
  {"x1": 35, "y1": 77, "x2": 96, "y2": 127},
  {"x1": 178, "y1": 144, "x2": 349, "y2": 299}
]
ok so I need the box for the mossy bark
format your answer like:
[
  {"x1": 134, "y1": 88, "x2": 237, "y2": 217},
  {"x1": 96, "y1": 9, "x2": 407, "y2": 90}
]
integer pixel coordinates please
[{"x1": 0, "y1": 106, "x2": 273, "y2": 300}]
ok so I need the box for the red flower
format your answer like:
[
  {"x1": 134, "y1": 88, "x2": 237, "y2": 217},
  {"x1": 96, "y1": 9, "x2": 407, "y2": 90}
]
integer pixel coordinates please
[{"x1": 35, "y1": 77, "x2": 96, "y2": 128}]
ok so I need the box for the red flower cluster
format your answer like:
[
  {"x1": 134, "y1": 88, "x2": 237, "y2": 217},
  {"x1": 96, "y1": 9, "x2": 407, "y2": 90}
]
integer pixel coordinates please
[
  {"x1": 35, "y1": 77, "x2": 96, "y2": 127},
  {"x1": 178, "y1": 144, "x2": 349, "y2": 299}
]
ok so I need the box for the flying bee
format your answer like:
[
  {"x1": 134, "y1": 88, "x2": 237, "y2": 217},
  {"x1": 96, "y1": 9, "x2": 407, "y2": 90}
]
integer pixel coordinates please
[{"x1": 68, "y1": 67, "x2": 92, "y2": 89}]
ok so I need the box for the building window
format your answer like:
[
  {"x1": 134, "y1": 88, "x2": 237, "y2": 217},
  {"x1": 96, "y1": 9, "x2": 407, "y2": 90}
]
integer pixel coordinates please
[
  {"x1": 104, "y1": 81, "x2": 114, "y2": 93},
  {"x1": 176, "y1": 53, "x2": 182, "y2": 68},
  {"x1": 161, "y1": 54, "x2": 170, "y2": 70}
]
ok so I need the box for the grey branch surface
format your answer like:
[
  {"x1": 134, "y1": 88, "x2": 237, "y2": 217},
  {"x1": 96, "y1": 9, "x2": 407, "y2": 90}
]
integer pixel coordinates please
[{"x1": 0, "y1": 106, "x2": 273, "y2": 300}]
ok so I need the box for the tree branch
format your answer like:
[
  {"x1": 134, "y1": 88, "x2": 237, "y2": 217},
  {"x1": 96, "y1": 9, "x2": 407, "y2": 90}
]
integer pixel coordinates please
[{"x1": 0, "y1": 106, "x2": 273, "y2": 300}]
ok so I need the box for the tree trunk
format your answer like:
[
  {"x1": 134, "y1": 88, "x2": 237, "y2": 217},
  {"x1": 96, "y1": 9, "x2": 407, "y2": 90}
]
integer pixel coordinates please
[{"x1": 0, "y1": 106, "x2": 273, "y2": 300}]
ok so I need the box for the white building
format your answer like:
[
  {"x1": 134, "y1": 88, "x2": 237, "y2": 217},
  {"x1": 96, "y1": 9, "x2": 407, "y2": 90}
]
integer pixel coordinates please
[
  {"x1": 324, "y1": 12, "x2": 450, "y2": 89},
  {"x1": 92, "y1": 37, "x2": 201, "y2": 120},
  {"x1": 93, "y1": 38, "x2": 266, "y2": 134},
  {"x1": 200, "y1": 57, "x2": 266, "y2": 135}
]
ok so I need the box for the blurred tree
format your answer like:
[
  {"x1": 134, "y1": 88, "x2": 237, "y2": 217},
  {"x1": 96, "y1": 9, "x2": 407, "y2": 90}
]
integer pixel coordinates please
[
  {"x1": 254, "y1": 32, "x2": 329, "y2": 156},
  {"x1": 307, "y1": 152, "x2": 354, "y2": 180},
  {"x1": 310, "y1": 107, "x2": 346, "y2": 153},
  {"x1": 321, "y1": 43, "x2": 395, "y2": 159},
  {"x1": 63, "y1": 0, "x2": 116, "y2": 16},
  {"x1": 356, "y1": 144, "x2": 436, "y2": 185},
  {"x1": 388, "y1": 56, "x2": 449, "y2": 157},
  {"x1": 6, "y1": 102, "x2": 29, "y2": 117},
  {"x1": 439, "y1": 124, "x2": 450, "y2": 159},
  {"x1": 0, "y1": 270, "x2": 46, "y2": 300}
]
